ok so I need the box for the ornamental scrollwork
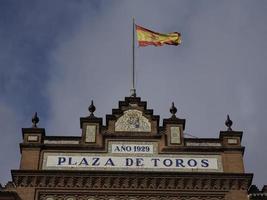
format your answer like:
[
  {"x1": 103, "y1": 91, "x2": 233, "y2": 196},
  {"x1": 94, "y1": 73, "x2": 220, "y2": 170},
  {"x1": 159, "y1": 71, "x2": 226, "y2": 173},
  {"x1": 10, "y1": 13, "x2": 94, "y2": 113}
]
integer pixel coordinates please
[{"x1": 115, "y1": 110, "x2": 151, "y2": 132}]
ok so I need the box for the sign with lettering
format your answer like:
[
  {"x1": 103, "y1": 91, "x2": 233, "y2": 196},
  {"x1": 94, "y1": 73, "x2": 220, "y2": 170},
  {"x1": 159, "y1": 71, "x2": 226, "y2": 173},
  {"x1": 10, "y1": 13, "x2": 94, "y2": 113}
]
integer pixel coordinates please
[
  {"x1": 42, "y1": 142, "x2": 223, "y2": 172},
  {"x1": 111, "y1": 144, "x2": 154, "y2": 154}
]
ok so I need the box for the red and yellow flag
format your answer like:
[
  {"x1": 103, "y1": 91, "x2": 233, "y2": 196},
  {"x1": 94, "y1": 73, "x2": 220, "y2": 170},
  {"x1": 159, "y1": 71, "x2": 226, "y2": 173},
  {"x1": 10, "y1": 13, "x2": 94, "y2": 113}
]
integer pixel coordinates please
[{"x1": 136, "y1": 25, "x2": 181, "y2": 47}]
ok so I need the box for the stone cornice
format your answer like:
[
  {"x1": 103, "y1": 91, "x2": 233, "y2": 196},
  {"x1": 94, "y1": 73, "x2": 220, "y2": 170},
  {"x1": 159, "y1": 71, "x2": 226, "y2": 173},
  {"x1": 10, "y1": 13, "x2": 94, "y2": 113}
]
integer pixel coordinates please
[{"x1": 12, "y1": 170, "x2": 252, "y2": 191}]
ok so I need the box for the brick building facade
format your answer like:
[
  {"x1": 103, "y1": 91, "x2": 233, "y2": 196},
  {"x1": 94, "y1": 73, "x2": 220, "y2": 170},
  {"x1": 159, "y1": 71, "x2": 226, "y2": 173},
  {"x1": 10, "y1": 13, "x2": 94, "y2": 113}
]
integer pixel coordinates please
[{"x1": 0, "y1": 96, "x2": 264, "y2": 199}]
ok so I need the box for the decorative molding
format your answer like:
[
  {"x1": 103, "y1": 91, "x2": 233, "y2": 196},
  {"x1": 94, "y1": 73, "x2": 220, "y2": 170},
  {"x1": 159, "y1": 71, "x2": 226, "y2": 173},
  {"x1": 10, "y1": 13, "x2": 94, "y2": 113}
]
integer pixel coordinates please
[
  {"x1": 12, "y1": 171, "x2": 252, "y2": 192},
  {"x1": 3, "y1": 181, "x2": 16, "y2": 189},
  {"x1": 186, "y1": 142, "x2": 221, "y2": 147},
  {"x1": 44, "y1": 140, "x2": 79, "y2": 144},
  {"x1": 39, "y1": 193, "x2": 225, "y2": 200}
]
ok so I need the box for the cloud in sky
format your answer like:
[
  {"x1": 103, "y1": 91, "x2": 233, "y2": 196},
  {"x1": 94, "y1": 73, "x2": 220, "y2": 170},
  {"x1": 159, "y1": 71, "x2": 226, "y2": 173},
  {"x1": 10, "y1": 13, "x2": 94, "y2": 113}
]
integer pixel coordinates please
[{"x1": 0, "y1": 0, "x2": 267, "y2": 187}]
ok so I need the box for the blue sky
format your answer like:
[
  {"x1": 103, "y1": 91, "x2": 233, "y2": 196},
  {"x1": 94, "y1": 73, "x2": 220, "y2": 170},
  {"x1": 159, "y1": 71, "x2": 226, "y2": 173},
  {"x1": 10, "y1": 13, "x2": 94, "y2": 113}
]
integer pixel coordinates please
[{"x1": 0, "y1": 0, "x2": 267, "y2": 187}]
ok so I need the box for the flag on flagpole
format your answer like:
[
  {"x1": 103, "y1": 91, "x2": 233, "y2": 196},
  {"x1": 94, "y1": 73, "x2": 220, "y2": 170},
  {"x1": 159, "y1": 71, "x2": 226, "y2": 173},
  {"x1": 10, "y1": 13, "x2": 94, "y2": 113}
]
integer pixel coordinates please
[{"x1": 136, "y1": 24, "x2": 181, "y2": 47}]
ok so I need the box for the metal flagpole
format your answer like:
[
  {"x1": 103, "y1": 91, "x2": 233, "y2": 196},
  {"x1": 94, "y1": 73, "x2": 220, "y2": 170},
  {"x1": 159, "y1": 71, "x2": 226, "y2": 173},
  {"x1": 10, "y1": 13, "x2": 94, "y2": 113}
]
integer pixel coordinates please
[{"x1": 130, "y1": 17, "x2": 136, "y2": 97}]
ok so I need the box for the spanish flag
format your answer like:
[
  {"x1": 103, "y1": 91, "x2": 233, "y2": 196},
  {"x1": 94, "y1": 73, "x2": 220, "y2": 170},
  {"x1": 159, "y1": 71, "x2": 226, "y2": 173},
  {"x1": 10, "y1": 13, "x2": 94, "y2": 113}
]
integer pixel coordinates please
[{"x1": 136, "y1": 24, "x2": 181, "y2": 47}]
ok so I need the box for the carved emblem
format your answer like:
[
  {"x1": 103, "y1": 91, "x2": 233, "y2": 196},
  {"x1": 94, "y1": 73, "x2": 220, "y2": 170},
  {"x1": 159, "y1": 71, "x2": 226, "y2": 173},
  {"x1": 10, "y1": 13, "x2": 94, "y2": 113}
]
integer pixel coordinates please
[{"x1": 115, "y1": 110, "x2": 151, "y2": 132}]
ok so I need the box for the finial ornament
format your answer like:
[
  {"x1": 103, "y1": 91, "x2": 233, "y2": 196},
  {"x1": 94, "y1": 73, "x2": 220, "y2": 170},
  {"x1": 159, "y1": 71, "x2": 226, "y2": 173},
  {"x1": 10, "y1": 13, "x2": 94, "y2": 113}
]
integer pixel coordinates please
[
  {"x1": 88, "y1": 100, "x2": 96, "y2": 117},
  {"x1": 32, "y1": 112, "x2": 39, "y2": 128},
  {"x1": 170, "y1": 102, "x2": 177, "y2": 118},
  {"x1": 225, "y1": 114, "x2": 233, "y2": 131}
]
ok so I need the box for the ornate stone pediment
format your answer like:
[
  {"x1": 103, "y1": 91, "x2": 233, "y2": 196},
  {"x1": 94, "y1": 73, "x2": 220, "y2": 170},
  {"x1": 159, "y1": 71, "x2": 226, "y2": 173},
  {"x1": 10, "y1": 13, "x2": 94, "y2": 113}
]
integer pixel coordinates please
[{"x1": 105, "y1": 97, "x2": 159, "y2": 135}]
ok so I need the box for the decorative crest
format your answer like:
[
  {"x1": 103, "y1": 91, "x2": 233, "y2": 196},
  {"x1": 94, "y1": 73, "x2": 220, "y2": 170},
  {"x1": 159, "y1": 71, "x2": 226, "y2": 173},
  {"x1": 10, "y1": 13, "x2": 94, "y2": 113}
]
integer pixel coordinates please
[
  {"x1": 88, "y1": 100, "x2": 96, "y2": 117},
  {"x1": 32, "y1": 112, "x2": 39, "y2": 128},
  {"x1": 170, "y1": 102, "x2": 177, "y2": 118},
  {"x1": 225, "y1": 114, "x2": 233, "y2": 131}
]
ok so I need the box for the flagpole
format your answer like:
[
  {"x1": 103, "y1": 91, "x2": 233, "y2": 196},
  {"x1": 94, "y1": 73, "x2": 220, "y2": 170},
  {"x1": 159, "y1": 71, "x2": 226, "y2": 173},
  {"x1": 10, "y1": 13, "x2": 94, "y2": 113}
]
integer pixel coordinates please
[{"x1": 130, "y1": 17, "x2": 136, "y2": 97}]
